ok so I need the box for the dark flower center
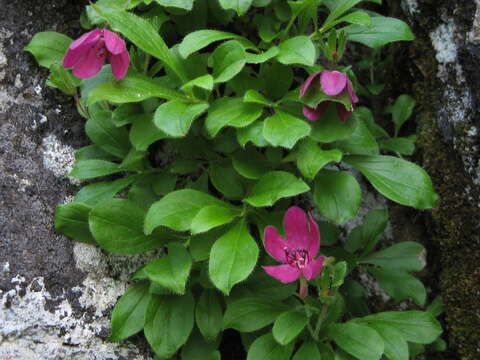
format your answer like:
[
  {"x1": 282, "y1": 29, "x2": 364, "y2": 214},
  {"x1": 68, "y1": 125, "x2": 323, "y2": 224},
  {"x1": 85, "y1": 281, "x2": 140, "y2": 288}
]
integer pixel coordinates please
[{"x1": 284, "y1": 248, "x2": 309, "y2": 269}]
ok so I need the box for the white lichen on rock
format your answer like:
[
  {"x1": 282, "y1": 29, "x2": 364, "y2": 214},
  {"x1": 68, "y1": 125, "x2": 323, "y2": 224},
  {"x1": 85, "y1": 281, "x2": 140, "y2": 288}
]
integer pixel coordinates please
[
  {"x1": 430, "y1": 22, "x2": 458, "y2": 65},
  {"x1": 0, "y1": 276, "x2": 150, "y2": 360},
  {"x1": 41, "y1": 134, "x2": 78, "y2": 183},
  {"x1": 401, "y1": 0, "x2": 419, "y2": 16}
]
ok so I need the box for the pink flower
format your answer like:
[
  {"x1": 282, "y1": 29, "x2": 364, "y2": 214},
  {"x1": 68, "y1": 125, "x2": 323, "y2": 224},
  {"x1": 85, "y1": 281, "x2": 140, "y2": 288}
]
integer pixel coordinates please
[
  {"x1": 63, "y1": 29, "x2": 130, "y2": 80},
  {"x1": 263, "y1": 207, "x2": 325, "y2": 284},
  {"x1": 300, "y1": 70, "x2": 359, "y2": 121}
]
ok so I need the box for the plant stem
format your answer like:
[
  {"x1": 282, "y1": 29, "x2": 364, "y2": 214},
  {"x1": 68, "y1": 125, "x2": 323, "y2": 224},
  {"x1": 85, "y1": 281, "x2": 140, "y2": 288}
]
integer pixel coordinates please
[
  {"x1": 313, "y1": 304, "x2": 329, "y2": 340},
  {"x1": 303, "y1": 304, "x2": 317, "y2": 339}
]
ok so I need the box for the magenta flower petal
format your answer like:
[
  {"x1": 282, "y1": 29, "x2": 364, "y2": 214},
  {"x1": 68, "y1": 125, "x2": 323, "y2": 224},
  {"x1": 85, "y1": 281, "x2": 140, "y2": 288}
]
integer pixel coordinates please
[
  {"x1": 336, "y1": 103, "x2": 352, "y2": 121},
  {"x1": 63, "y1": 30, "x2": 102, "y2": 68},
  {"x1": 263, "y1": 265, "x2": 301, "y2": 283},
  {"x1": 284, "y1": 207, "x2": 319, "y2": 251},
  {"x1": 104, "y1": 30, "x2": 126, "y2": 55},
  {"x1": 69, "y1": 29, "x2": 102, "y2": 51},
  {"x1": 72, "y1": 47, "x2": 105, "y2": 79},
  {"x1": 320, "y1": 71, "x2": 347, "y2": 96},
  {"x1": 303, "y1": 102, "x2": 329, "y2": 121},
  {"x1": 300, "y1": 71, "x2": 322, "y2": 98},
  {"x1": 264, "y1": 226, "x2": 288, "y2": 263},
  {"x1": 302, "y1": 256, "x2": 325, "y2": 280},
  {"x1": 307, "y1": 214, "x2": 320, "y2": 257},
  {"x1": 347, "y1": 80, "x2": 359, "y2": 103},
  {"x1": 109, "y1": 51, "x2": 130, "y2": 80}
]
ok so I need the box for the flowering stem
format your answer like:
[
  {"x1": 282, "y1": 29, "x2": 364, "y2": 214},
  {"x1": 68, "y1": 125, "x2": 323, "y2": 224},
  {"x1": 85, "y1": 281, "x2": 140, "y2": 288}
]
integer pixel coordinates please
[
  {"x1": 299, "y1": 276, "x2": 308, "y2": 299},
  {"x1": 74, "y1": 94, "x2": 89, "y2": 118},
  {"x1": 303, "y1": 303, "x2": 316, "y2": 339},
  {"x1": 313, "y1": 304, "x2": 328, "y2": 340},
  {"x1": 143, "y1": 54, "x2": 151, "y2": 74}
]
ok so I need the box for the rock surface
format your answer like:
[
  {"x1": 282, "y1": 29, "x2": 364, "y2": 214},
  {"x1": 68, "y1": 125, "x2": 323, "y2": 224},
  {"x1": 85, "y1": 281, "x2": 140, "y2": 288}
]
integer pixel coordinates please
[
  {"x1": 0, "y1": 1, "x2": 153, "y2": 359},
  {"x1": 396, "y1": 0, "x2": 480, "y2": 358}
]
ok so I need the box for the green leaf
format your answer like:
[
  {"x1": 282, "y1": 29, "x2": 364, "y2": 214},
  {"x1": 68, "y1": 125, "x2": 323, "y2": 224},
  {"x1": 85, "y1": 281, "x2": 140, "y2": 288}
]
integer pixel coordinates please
[
  {"x1": 144, "y1": 293, "x2": 195, "y2": 358},
  {"x1": 344, "y1": 155, "x2": 439, "y2": 209},
  {"x1": 70, "y1": 160, "x2": 123, "y2": 179},
  {"x1": 361, "y1": 241, "x2": 425, "y2": 272},
  {"x1": 210, "y1": 167, "x2": 244, "y2": 202},
  {"x1": 85, "y1": 109, "x2": 131, "y2": 159},
  {"x1": 293, "y1": 341, "x2": 322, "y2": 360},
  {"x1": 144, "y1": 189, "x2": 232, "y2": 233},
  {"x1": 263, "y1": 111, "x2": 311, "y2": 149},
  {"x1": 205, "y1": 98, "x2": 263, "y2": 137},
  {"x1": 276, "y1": 36, "x2": 316, "y2": 66},
  {"x1": 223, "y1": 297, "x2": 289, "y2": 332},
  {"x1": 237, "y1": 121, "x2": 269, "y2": 147},
  {"x1": 190, "y1": 228, "x2": 224, "y2": 262},
  {"x1": 155, "y1": 0, "x2": 194, "y2": 9},
  {"x1": 245, "y1": 47, "x2": 280, "y2": 64},
  {"x1": 359, "y1": 311, "x2": 442, "y2": 344},
  {"x1": 191, "y1": 205, "x2": 241, "y2": 234},
  {"x1": 345, "y1": 208, "x2": 389, "y2": 254},
  {"x1": 296, "y1": 138, "x2": 343, "y2": 179},
  {"x1": 379, "y1": 137, "x2": 416, "y2": 156},
  {"x1": 130, "y1": 113, "x2": 169, "y2": 151},
  {"x1": 209, "y1": 220, "x2": 259, "y2": 294},
  {"x1": 179, "y1": 30, "x2": 256, "y2": 59},
  {"x1": 181, "y1": 74, "x2": 214, "y2": 92},
  {"x1": 272, "y1": 310, "x2": 308, "y2": 345},
  {"x1": 154, "y1": 100, "x2": 209, "y2": 137},
  {"x1": 354, "y1": 107, "x2": 389, "y2": 139},
  {"x1": 243, "y1": 89, "x2": 273, "y2": 106},
  {"x1": 232, "y1": 148, "x2": 271, "y2": 179},
  {"x1": 367, "y1": 323, "x2": 409, "y2": 360},
  {"x1": 100, "y1": 9, "x2": 188, "y2": 81},
  {"x1": 247, "y1": 333, "x2": 294, "y2": 360},
  {"x1": 245, "y1": 171, "x2": 310, "y2": 207},
  {"x1": 343, "y1": 16, "x2": 415, "y2": 48},
  {"x1": 387, "y1": 95, "x2": 416, "y2": 136},
  {"x1": 368, "y1": 267, "x2": 426, "y2": 306},
  {"x1": 310, "y1": 104, "x2": 358, "y2": 143},
  {"x1": 75, "y1": 176, "x2": 138, "y2": 206},
  {"x1": 335, "y1": 117, "x2": 379, "y2": 155},
  {"x1": 219, "y1": 0, "x2": 253, "y2": 15},
  {"x1": 110, "y1": 281, "x2": 151, "y2": 341},
  {"x1": 314, "y1": 170, "x2": 362, "y2": 224},
  {"x1": 75, "y1": 144, "x2": 118, "y2": 162},
  {"x1": 336, "y1": 10, "x2": 372, "y2": 27},
  {"x1": 210, "y1": 40, "x2": 246, "y2": 83},
  {"x1": 196, "y1": 289, "x2": 223, "y2": 341},
  {"x1": 323, "y1": 0, "x2": 363, "y2": 25},
  {"x1": 89, "y1": 198, "x2": 175, "y2": 253},
  {"x1": 24, "y1": 31, "x2": 72, "y2": 68},
  {"x1": 54, "y1": 202, "x2": 95, "y2": 244},
  {"x1": 329, "y1": 322, "x2": 384, "y2": 360},
  {"x1": 112, "y1": 103, "x2": 142, "y2": 127},
  {"x1": 181, "y1": 330, "x2": 220, "y2": 360},
  {"x1": 230, "y1": 269, "x2": 297, "y2": 301},
  {"x1": 80, "y1": 65, "x2": 115, "y2": 99},
  {"x1": 46, "y1": 64, "x2": 80, "y2": 95},
  {"x1": 87, "y1": 74, "x2": 187, "y2": 105},
  {"x1": 144, "y1": 243, "x2": 192, "y2": 294},
  {"x1": 262, "y1": 62, "x2": 294, "y2": 100}
]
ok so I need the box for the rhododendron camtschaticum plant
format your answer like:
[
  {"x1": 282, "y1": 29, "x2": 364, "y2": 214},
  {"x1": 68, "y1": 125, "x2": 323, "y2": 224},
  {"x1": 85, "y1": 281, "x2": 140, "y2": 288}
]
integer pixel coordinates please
[
  {"x1": 63, "y1": 29, "x2": 129, "y2": 80},
  {"x1": 301, "y1": 70, "x2": 359, "y2": 121},
  {"x1": 26, "y1": 0, "x2": 445, "y2": 358},
  {"x1": 263, "y1": 207, "x2": 325, "y2": 297}
]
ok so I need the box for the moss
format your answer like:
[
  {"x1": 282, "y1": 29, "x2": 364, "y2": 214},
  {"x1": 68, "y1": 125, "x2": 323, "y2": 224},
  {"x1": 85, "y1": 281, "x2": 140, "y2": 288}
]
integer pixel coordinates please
[
  {"x1": 385, "y1": 1, "x2": 480, "y2": 358},
  {"x1": 410, "y1": 25, "x2": 480, "y2": 360}
]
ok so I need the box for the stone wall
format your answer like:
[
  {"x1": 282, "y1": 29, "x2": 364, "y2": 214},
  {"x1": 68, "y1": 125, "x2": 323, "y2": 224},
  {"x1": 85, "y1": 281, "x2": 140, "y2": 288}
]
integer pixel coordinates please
[
  {"x1": 0, "y1": 1, "x2": 152, "y2": 359},
  {"x1": 396, "y1": 0, "x2": 480, "y2": 358}
]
